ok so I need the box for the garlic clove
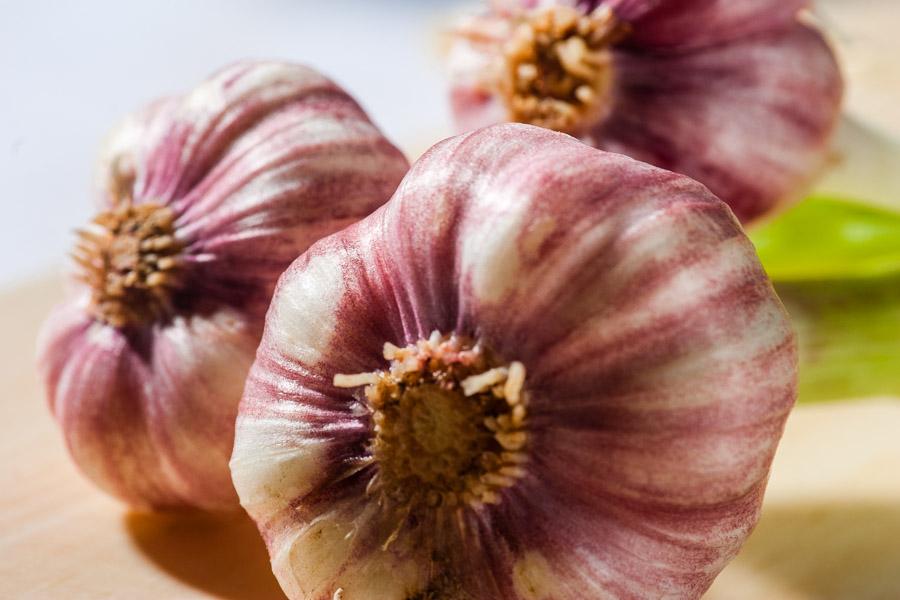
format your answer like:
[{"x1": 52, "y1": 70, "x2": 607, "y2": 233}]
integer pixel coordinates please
[
  {"x1": 38, "y1": 301, "x2": 259, "y2": 508},
  {"x1": 611, "y1": 0, "x2": 809, "y2": 49},
  {"x1": 230, "y1": 124, "x2": 796, "y2": 598},
  {"x1": 39, "y1": 301, "x2": 187, "y2": 506},
  {"x1": 271, "y1": 501, "x2": 431, "y2": 600},
  {"x1": 93, "y1": 97, "x2": 179, "y2": 210},
  {"x1": 174, "y1": 117, "x2": 407, "y2": 316},
  {"x1": 140, "y1": 308, "x2": 260, "y2": 508},
  {"x1": 590, "y1": 24, "x2": 843, "y2": 225},
  {"x1": 230, "y1": 254, "x2": 373, "y2": 521}
]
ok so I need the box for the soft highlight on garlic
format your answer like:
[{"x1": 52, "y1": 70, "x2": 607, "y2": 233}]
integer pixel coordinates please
[
  {"x1": 448, "y1": 0, "x2": 843, "y2": 224},
  {"x1": 230, "y1": 124, "x2": 797, "y2": 599},
  {"x1": 37, "y1": 60, "x2": 409, "y2": 510}
]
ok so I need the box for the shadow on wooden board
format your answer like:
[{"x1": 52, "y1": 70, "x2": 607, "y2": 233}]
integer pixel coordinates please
[
  {"x1": 735, "y1": 501, "x2": 900, "y2": 599},
  {"x1": 124, "y1": 510, "x2": 286, "y2": 600},
  {"x1": 122, "y1": 501, "x2": 900, "y2": 600}
]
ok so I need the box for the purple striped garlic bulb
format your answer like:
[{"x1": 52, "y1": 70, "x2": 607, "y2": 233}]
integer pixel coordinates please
[
  {"x1": 447, "y1": 0, "x2": 843, "y2": 224},
  {"x1": 36, "y1": 61, "x2": 409, "y2": 510},
  {"x1": 230, "y1": 124, "x2": 797, "y2": 599}
]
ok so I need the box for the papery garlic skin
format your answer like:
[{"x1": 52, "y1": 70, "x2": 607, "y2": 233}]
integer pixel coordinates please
[
  {"x1": 37, "y1": 61, "x2": 409, "y2": 510},
  {"x1": 231, "y1": 124, "x2": 796, "y2": 599},
  {"x1": 447, "y1": 0, "x2": 843, "y2": 224}
]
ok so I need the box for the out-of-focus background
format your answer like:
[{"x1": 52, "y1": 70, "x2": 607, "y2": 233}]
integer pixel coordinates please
[
  {"x1": 2, "y1": 0, "x2": 900, "y2": 290},
  {"x1": 1, "y1": 0, "x2": 456, "y2": 290},
  {"x1": 1, "y1": 1, "x2": 899, "y2": 599}
]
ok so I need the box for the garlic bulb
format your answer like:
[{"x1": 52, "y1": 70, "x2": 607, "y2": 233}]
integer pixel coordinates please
[
  {"x1": 447, "y1": 0, "x2": 843, "y2": 224},
  {"x1": 37, "y1": 61, "x2": 409, "y2": 510},
  {"x1": 230, "y1": 124, "x2": 796, "y2": 599}
]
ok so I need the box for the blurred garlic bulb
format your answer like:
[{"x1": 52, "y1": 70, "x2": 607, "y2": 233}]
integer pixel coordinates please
[
  {"x1": 231, "y1": 124, "x2": 797, "y2": 598},
  {"x1": 37, "y1": 61, "x2": 409, "y2": 510},
  {"x1": 447, "y1": 0, "x2": 843, "y2": 224}
]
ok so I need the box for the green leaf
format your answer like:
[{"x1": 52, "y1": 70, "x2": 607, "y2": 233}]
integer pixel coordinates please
[
  {"x1": 750, "y1": 196, "x2": 900, "y2": 402},
  {"x1": 778, "y1": 276, "x2": 900, "y2": 403},
  {"x1": 750, "y1": 196, "x2": 900, "y2": 282}
]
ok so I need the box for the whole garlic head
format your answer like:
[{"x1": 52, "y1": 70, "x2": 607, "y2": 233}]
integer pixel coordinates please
[
  {"x1": 447, "y1": 0, "x2": 843, "y2": 224},
  {"x1": 37, "y1": 61, "x2": 409, "y2": 510},
  {"x1": 230, "y1": 124, "x2": 797, "y2": 599}
]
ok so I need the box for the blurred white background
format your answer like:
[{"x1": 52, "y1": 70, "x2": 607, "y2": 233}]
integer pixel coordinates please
[
  {"x1": 2, "y1": 0, "x2": 898, "y2": 291},
  {"x1": 0, "y1": 0, "x2": 457, "y2": 290}
]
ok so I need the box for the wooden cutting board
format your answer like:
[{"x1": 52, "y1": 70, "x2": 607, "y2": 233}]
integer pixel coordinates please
[
  {"x1": 3, "y1": 278, "x2": 899, "y2": 600},
  {"x1": 2, "y1": 1, "x2": 899, "y2": 598}
]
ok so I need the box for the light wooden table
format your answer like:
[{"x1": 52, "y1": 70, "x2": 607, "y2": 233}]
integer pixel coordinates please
[
  {"x1": 3, "y1": 284, "x2": 899, "y2": 600},
  {"x1": 2, "y1": 2, "x2": 899, "y2": 598}
]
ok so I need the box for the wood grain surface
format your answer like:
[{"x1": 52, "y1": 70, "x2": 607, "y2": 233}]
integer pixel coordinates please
[
  {"x1": 2, "y1": 1, "x2": 899, "y2": 598},
  {"x1": 2, "y1": 277, "x2": 899, "y2": 600}
]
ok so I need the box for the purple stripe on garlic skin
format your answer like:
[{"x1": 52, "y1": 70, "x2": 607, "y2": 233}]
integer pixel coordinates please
[
  {"x1": 37, "y1": 61, "x2": 409, "y2": 510},
  {"x1": 447, "y1": 0, "x2": 842, "y2": 224},
  {"x1": 230, "y1": 124, "x2": 796, "y2": 599}
]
